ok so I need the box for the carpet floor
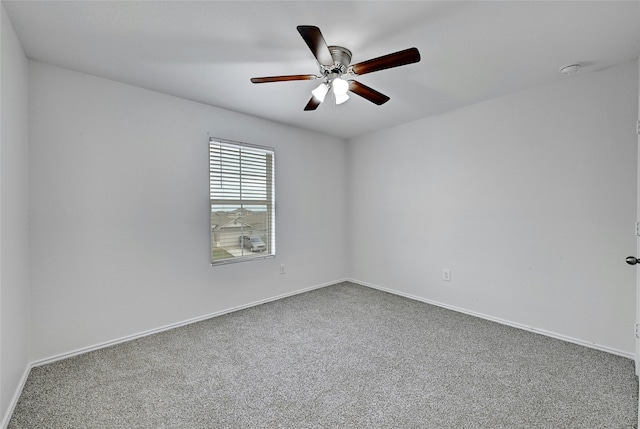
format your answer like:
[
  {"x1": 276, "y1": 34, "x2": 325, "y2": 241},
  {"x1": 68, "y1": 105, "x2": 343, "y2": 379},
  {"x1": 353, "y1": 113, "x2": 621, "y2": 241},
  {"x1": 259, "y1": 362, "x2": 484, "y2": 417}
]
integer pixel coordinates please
[{"x1": 8, "y1": 282, "x2": 639, "y2": 428}]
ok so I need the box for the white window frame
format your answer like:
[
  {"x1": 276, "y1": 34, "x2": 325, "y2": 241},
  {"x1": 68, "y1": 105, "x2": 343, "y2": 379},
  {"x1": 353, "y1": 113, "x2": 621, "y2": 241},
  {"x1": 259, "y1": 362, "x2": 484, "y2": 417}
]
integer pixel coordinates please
[{"x1": 209, "y1": 138, "x2": 275, "y2": 265}]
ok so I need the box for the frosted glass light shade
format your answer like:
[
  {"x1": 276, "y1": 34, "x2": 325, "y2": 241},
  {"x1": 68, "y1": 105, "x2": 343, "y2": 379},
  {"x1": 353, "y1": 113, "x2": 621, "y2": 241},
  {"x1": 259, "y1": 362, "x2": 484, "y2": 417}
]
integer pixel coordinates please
[
  {"x1": 311, "y1": 83, "x2": 329, "y2": 102},
  {"x1": 332, "y1": 78, "x2": 349, "y2": 96},
  {"x1": 335, "y1": 93, "x2": 350, "y2": 105}
]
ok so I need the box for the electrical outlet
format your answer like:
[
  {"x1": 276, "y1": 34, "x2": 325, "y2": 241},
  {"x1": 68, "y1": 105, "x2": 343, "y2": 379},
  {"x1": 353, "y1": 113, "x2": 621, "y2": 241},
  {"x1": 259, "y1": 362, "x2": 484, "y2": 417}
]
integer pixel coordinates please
[
  {"x1": 442, "y1": 269, "x2": 451, "y2": 282},
  {"x1": 280, "y1": 264, "x2": 286, "y2": 274}
]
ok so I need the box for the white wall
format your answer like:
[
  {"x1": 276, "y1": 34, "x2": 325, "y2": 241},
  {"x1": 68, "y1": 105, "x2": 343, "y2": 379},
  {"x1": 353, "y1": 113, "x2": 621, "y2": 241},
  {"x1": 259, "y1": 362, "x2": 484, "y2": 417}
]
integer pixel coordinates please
[
  {"x1": 348, "y1": 61, "x2": 639, "y2": 356},
  {"x1": 14, "y1": 23, "x2": 640, "y2": 417},
  {"x1": 0, "y1": 4, "x2": 30, "y2": 426},
  {"x1": 28, "y1": 61, "x2": 348, "y2": 362}
]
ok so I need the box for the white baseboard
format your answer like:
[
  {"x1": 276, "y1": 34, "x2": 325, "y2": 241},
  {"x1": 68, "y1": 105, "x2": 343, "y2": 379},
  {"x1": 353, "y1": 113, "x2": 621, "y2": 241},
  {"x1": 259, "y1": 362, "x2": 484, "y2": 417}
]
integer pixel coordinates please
[
  {"x1": 1, "y1": 365, "x2": 31, "y2": 429},
  {"x1": 347, "y1": 278, "x2": 635, "y2": 360},
  {"x1": 31, "y1": 278, "x2": 346, "y2": 368}
]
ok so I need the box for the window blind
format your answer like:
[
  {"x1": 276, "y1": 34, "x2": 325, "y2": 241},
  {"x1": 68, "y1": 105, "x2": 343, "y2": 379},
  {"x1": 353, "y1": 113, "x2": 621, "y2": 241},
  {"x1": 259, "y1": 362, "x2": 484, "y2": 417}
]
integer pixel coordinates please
[{"x1": 209, "y1": 138, "x2": 275, "y2": 264}]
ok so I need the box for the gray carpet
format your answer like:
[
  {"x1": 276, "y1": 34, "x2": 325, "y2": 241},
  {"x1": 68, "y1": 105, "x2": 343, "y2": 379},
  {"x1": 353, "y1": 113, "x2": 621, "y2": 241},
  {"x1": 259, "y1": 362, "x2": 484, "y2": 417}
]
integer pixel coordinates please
[{"x1": 8, "y1": 282, "x2": 639, "y2": 428}]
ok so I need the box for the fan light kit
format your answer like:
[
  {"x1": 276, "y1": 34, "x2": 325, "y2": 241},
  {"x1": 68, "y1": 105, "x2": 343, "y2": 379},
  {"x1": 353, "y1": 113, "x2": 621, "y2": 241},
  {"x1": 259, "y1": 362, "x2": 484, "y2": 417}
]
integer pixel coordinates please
[{"x1": 251, "y1": 26, "x2": 421, "y2": 111}]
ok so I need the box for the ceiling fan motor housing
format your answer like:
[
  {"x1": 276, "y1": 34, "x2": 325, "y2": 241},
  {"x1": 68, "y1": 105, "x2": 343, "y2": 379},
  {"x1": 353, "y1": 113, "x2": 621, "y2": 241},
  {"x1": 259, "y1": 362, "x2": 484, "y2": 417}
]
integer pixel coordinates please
[{"x1": 324, "y1": 46, "x2": 352, "y2": 76}]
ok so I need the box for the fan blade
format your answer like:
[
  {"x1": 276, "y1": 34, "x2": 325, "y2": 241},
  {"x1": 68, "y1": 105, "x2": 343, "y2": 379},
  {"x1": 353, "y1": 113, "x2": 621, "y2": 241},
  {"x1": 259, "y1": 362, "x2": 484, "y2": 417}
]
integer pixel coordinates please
[
  {"x1": 251, "y1": 75, "x2": 317, "y2": 84},
  {"x1": 348, "y1": 81, "x2": 390, "y2": 105},
  {"x1": 351, "y1": 47, "x2": 420, "y2": 76},
  {"x1": 297, "y1": 25, "x2": 334, "y2": 67},
  {"x1": 304, "y1": 96, "x2": 321, "y2": 111}
]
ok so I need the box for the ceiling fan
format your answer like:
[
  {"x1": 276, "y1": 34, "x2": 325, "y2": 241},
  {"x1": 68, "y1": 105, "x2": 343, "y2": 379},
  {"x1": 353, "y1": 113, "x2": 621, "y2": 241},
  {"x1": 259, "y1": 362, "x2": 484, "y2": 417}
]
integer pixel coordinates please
[{"x1": 250, "y1": 26, "x2": 421, "y2": 111}]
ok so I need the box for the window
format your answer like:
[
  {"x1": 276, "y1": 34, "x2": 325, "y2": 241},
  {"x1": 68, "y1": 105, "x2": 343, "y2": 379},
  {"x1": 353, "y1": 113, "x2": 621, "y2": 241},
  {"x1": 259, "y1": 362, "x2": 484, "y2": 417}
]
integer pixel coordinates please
[{"x1": 209, "y1": 138, "x2": 275, "y2": 264}]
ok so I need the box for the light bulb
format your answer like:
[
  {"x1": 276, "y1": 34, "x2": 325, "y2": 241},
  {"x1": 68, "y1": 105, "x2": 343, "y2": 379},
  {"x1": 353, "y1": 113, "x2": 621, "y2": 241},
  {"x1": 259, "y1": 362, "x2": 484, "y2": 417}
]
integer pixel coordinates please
[
  {"x1": 332, "y1": 78, "x2": 349, "y2": 96},
  {"x1": 311, "y1": 83, "x2": 329, "y2": 102},
  {"x1": 335, "y1": 93, "x2": 350, "y2": 105}
]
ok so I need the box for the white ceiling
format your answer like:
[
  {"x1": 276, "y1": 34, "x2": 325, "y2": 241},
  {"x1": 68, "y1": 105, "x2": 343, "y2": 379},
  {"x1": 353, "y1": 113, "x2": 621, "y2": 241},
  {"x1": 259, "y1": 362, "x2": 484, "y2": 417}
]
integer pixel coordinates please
[{"x1": 3, "y1": 1, "x2": 640, "y2": 139}]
